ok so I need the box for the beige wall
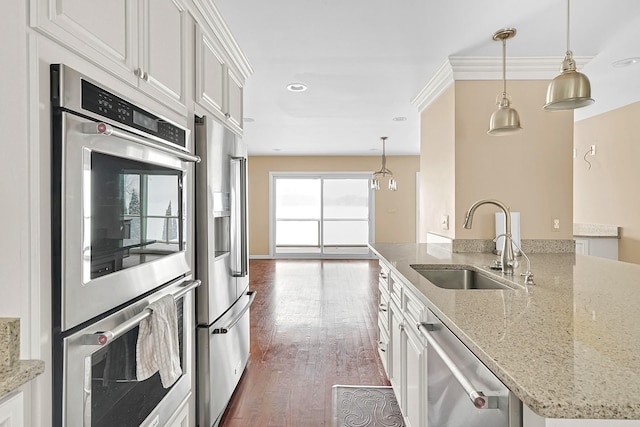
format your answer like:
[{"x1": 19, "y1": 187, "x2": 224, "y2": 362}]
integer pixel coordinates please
[
  {"x1": 248, "y1": 155, "x2": 420, "y2": 256},
  {"x1": 574, "y1": 101, "x2": 640, "y2": 263},
  {"x1": 420, "y1": 80, "x2": 574, "y2": 241},
  {"x1": 420, "y1": 85, "x2": 455, "y2": 241}
]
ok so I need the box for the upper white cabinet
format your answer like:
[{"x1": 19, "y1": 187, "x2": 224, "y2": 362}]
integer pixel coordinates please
[
  {"x1": 195, "y1": 27, "x2": 225, "y2": 120},
  {"x1": 30, "y1": 0, "x2": 189, "y2": 114},
  {"x1": 137, "y1": 0, "x2": 189, "y2": 113},
  {"x1": 226, "y1": 67, "x2": 243, "y2": 131},
  {"x1": 190, "y1": 0, "x2": 252, "y2": 135}
]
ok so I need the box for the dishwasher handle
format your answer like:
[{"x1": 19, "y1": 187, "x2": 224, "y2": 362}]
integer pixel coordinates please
[{"x1": 418, "y1": 322, "x2": 499, "y2": 410}]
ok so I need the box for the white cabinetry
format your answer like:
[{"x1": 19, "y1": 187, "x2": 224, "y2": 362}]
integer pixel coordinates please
[
  {"x1": 192, "y1": 4, "x2": 246, "y2": 134},
  {"x1": 523, "y1": 404, "x2": 640, "y2": 427},
  {"x1": 30, "y1": 0, "x2": 189, "y2": 114},
  {"x1": 404, "y1": 323, "x2": 425, "y2": 427},
  {"x1": 377, "y1": 263, "x2": 390, "y2": 373},
  {"x1": 377, "y1": 259, "x2": 427, "y2": 427},
  {"x1": 389, "y1": 298, "x2": 403, "y2": 408},
  {"x1": 574, "y1": 237, "x2": 618, "y2": 260},
  {"x1": 137, "y1": 0, "x2": 189, "y2": 113},
  {"x1": 0, "y1": 391, "x2": 24, "y2": 427},
  {"x1": 165, "y1": 397, "x2": 190, "y2": 427}
]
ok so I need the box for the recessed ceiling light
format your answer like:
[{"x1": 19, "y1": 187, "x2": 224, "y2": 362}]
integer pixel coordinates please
[
  {"x1": 286, "y1": 83, "x2": 308, "y2": 92},
  {"x1": 612, "y1": 57, "x2": 640, "y2": 68},
  {"x1": 243, "y1": 117, "x2": 255, "y2": 123},
  {"x1": 392, "y1": 116, "x2": 407, "y2": 122}
]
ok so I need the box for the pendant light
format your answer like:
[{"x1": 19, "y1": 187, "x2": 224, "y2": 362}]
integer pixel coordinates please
[
  {"x1": 371, "y1": 137, "x2": 397, "y2": 191},
  {"x1": 488, "y1": 28, "x2": 522, "y2": 135},
  {"x1": 544, "y1": 0, "x2": 594, "y2": 110}
]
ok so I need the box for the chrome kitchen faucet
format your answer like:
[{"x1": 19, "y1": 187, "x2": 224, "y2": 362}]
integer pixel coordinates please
[{"x1": 463, "y1": 199, "x2": 516, "y2": 275}]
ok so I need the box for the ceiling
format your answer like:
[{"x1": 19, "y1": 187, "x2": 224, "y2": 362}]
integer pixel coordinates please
[{"x1": 213, "y1": 0, "x2": 640, "y2": 156}]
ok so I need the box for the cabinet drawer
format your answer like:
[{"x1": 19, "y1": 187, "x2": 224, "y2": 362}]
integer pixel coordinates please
[
  {"x1": 389, "y1": 273, "x2": 402, "y2": 307},
  {"x1": 404, "y1": 287, "x2": 424, "y2": 326},
  {"x1": 378, "y1": 260, "x2": 391, "y2": 292},
  {"x1": 378, "y1": 312, "x2": 389, "y2": 337},
  {"x1": 378, "y1": 327, "x2": 389, "y2": 373}
]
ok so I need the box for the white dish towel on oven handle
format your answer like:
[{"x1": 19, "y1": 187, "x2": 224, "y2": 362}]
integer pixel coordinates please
[{"x1": 136, "y1": 294, "x2": 182, "y2": 388}]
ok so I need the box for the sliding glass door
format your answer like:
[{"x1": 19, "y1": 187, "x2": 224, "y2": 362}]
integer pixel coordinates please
[{"x1": 271, "y1": 173, "x2": 373, "y2": 257}]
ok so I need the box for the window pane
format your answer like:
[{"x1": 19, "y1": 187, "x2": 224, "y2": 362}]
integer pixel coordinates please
[
  {"x1": 323, "y1": 220, "x2": 369, "y2": 246},
  {"x1": 276, "y1": 221, "x2": 319, "y2": 246},
  {"x1": 275, "y1": 179, "x2": 321, "y2": 219},
  {"x1": 323, "y1": 179, "x2": 369, "y2": 219}
]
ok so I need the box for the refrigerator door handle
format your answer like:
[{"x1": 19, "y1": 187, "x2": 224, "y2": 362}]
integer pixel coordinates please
[
  {"x1": 212, "y1": 291, "x2": 256, "y2": 334},
  {"x1": 231, "y1": 156, "x2": 248, "y2": 277}
]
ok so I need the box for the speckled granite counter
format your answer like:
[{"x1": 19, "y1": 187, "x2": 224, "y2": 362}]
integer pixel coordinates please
[
  {"x1": 369, "y1": 242, "x2": 640, "y2": 420},
  {"x1": 0, "y1": 360, "x2": 45, "y2": 398},
  {"x1": 0, "y1": 318, "x2": 44, "y2": 399},
  {"x1": 574, "y1": 223, "x2": 620, "y2": 238}
]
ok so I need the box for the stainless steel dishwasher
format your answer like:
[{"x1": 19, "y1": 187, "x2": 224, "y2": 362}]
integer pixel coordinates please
[{"x1": 418, "y1": 309, "x2": 522, "y2": 427}]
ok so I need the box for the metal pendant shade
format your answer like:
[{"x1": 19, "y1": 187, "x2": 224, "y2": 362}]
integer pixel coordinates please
[
  {"x1": 544, "y1": 0, "x2": 594, "y2": 110},
  {"x1": 371, "y1": 137, "x2": 397, "y2": 191},
  {"x1": 488, "y1": 28, "x2": 521, "y2": 136}
]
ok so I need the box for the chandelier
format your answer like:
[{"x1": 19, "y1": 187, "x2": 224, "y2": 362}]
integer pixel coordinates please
[{"x1": 371, "y1": 137, "x2": 397, "y2": 191}]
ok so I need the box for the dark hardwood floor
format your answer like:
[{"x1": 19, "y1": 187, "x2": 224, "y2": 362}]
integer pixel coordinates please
[{"x1": 219, "y1": 259, "x2": 390, "y2": 427}]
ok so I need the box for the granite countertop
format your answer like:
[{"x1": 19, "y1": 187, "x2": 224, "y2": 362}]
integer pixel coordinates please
[
  {"x1": 573, "y1": 223, "x2": 620, "y2": 238},
  {"x1": 0, "y1": 318, "x2": 44, "y2": 399},
  {"x1": 0, "y1": 360, "x2": 45, "y2": 399},
  {"x1": 370, "y1": 242, "x2": 640, "y2": 420}
]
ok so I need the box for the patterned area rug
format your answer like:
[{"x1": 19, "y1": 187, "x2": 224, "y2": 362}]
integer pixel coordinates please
[{"x1": 331, "y1": 385, "x2": 404, "y2": 427}]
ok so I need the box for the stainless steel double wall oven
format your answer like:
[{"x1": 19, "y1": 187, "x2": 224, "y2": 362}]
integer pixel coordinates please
[{"x1": 51, "y1": 64, "x2": 200, "y2": 427}]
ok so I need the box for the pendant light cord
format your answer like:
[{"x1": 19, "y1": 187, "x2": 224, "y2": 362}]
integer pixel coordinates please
[
  {"x1": 566, "y1": 0, "x2": 571, "y2": 53},
  {"x1": 502, "y1": 37, "x2": 507, "y2": 95},
  {"x1": 381, "y1": 137, "x2": 387, "y2": 170}
]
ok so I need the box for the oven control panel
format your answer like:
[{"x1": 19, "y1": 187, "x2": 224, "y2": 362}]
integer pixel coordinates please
[{"x1": 81, "y1": 80, "x2": 186, "y2": 148}]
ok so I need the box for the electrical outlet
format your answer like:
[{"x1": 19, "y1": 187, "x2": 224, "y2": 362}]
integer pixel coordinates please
[
  {"x1": 590, "y1": 144, "x2": 596, "y2": 155},
  {"x1": 552, "y1": 218, "x2": 560, "y2": 232},
  {"x1": 441, "y1": 215, "x2": 449, "y2": 230}
]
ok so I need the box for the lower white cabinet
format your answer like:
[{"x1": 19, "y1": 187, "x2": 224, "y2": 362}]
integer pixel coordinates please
[
  {"x1": 0, "y1": 391, "x2": 24, "y2": 427},
  {"x1": 379, "y1": 260, "x2": 428, "y2": 427},
  {"x1": 574, "y1": 237, "x2": 618, "y2": 260},
  {"x1": 165, "y1": 397, "x2": 190, "y2": 427},
  {"x1": 404, "y1": 321, "x2": 426, "y2": 427},
  {"x1": 389, "y1": 298, "x2": 404, "y2": 409}
]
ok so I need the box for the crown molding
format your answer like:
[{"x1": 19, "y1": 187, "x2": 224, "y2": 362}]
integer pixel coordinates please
[{"x1": 411, "y1": 56, "x2": 593, "y2": 112}]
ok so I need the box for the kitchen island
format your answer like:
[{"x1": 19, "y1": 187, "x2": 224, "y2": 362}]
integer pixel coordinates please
[{"x1": 370, "y1": 242, "x2": 640, "y2": 424}]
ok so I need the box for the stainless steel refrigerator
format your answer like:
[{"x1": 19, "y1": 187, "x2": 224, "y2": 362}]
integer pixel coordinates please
[{"x1": 195, "y1": 115, "x2": 255, "y2": 427}]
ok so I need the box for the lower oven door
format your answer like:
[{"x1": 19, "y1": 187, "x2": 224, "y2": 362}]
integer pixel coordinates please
[
  {"x1": 197, "y1": 290, "x2": 256, "y2": 427},
  {"x1": 57, "y1": 277, "x2": 198, "y2": 427}
]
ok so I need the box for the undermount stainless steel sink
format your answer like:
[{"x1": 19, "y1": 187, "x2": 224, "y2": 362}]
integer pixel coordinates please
[{"x1": 411, "y1": 267, "x2": 514, "y2": 290}]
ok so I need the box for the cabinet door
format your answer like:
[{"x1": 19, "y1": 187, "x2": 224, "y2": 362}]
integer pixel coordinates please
[
  {"x1": 389, "y1": 300, "x2": 404, "y2": 409},
  {"x1": 195, "y1": 26, "x2": 227, "y2": 120},
  {"x1": 0, "y1": 391, "x2": 24, "y2": 427},
  {"x1": 226, "y1": 67, "x2": 244, "y2": 132},
  {"x1": 166, "y1": 398, "x2": 190, "y2": 427},
  {"x1": 405, "y1": 325, "x2": 426, "y2": 427},
  {"x1": 30, "y1": 0, "x2": 138, "y2": 84},
  {"x1": 138, "y1": 0, "x2": 188, "y2": 113}
]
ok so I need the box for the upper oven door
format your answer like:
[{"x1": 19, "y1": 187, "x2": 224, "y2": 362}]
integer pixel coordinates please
[{"x1": 53, "y1": 111, "x2": 194, "y2": 332}]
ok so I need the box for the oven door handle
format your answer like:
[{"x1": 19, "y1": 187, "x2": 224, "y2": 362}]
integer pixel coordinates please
[
  {"x1": 81, "y1": 279, "x2": 201, "y2": 346},
  {"x1": 212, "y1": 291, "x2": 256, "y2": 334},
  {"x1": 417, "y1": 322, "x2": 499, "y2": 410},
  {"x1": 82, "y1": 122, "x2": 201, "y2": 163}
]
